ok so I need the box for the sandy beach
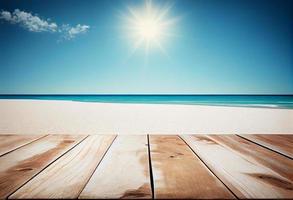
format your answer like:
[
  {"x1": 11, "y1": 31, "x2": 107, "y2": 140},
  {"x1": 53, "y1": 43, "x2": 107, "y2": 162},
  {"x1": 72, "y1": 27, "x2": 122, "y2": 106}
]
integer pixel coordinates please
[{"x1": 0, "y1": 99, "x2": 292, "y2": 134}]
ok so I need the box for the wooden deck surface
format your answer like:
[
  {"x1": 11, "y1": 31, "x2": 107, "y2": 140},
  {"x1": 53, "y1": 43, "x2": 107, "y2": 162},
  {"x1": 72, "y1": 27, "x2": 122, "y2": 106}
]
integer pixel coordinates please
[{"x1": 0, "y1": 134, "x2": 292, "y2": 199}]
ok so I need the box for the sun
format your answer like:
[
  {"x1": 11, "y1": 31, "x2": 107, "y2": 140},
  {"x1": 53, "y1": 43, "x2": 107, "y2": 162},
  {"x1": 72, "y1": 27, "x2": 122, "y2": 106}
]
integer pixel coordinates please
[
  {"x1": 136, "y1": 16, "x2": 161, "y2": 41},
  {"x1": 122, "y1": 0, "x2": 179, "y2": 57}
]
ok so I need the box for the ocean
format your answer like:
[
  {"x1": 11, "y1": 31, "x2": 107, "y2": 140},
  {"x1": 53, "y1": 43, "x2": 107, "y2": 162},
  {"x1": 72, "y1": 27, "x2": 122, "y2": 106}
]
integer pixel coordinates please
[{"x1": 0, "y1": 95, "x2": 293, "y2": 109}]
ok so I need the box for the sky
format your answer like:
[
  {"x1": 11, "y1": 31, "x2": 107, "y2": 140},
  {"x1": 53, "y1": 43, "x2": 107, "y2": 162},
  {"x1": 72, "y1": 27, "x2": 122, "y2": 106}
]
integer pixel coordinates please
[{"x1": 0, "y1": 0, "x2": 292, "y2": 94}]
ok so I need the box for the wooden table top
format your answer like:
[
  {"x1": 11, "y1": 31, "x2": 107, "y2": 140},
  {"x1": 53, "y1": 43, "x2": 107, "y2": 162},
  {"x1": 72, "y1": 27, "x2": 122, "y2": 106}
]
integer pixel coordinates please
[{"x1": 0, "y1": 134, "x2": 292, "y2": 199}]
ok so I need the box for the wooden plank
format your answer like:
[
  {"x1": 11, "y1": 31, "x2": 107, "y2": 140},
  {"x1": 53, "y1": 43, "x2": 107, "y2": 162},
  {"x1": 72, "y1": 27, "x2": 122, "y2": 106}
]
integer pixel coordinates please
[
  {"x1": 0, "y1": 134, "x2": 45, "y2": 156},
  {"x1": 79, "y1": 135, "x2": 152, "y2": 199},
  {"x1": 212, "y1": 135, "x2": 293, "y2": 182},
  {"x1": 0, "y1": 134, "x2": 86, "y2": 199},
  {"x1": 240, "y1": 134, "x2": 293, "y2": 159},
  {"x1": 181, "y1": 135, "x2": 293, "y2": 199},
  {"x1": 149, "y1": 135, "x2": 235, "y2": 199},
  {"x1": 10, "y1": 135, "x2": 116, "y2": 199}
]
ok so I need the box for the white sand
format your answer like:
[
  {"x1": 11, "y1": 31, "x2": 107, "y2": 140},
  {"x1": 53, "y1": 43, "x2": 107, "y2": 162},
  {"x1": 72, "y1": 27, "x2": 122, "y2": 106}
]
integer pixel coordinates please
[{"x1": 0, "y1": 100, "x2": 292, "y2": 134}]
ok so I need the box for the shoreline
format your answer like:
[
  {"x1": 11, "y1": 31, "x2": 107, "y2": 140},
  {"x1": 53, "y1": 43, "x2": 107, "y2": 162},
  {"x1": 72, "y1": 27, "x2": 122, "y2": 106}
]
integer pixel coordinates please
[
  {"x1": 1, "y1": 94, "x2": 292, "y2": 109},
  {"x1": 0, "y1": 99, "x2": 292, "y2": 134},
  {"x1": 0, "y1": 98, "x2": 290, "y2": 109}
]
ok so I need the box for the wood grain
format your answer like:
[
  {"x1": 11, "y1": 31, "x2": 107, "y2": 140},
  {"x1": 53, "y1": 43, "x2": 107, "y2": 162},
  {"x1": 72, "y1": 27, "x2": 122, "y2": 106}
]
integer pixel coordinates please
[
  {"x1": 0, "y1": 135, "x2": 45, "y2": 156},
  {"x1": 149, "y1": 135, "x2": 235, "y2": 199},
  {"x1": 10, "y1": 135, "x2": 116, "y2": 199},
  {"x1": 181, "y1": 135, "x2": 293, "y2": 199},
  {"x1": 240, "y1": 134, "x2": 293, "y2": 159},
  {"x1": 0, "y1": 134, "x2": 85, "y2": 199},
  {"x1": 79, "y1": 135, "x2": 152, "y2": 199}
]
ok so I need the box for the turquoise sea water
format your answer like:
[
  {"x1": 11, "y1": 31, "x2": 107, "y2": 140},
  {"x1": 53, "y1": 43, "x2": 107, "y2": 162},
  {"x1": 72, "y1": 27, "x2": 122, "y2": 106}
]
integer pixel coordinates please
[{"x1": 0, "y1": 95, "x2": 293, "y2": 109}]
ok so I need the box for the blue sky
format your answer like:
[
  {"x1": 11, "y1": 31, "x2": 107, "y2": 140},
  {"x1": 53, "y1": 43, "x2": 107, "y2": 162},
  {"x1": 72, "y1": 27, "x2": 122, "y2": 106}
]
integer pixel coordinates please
[{"x1": 0, "y1": 0, "x2": 292, "y2": 94}]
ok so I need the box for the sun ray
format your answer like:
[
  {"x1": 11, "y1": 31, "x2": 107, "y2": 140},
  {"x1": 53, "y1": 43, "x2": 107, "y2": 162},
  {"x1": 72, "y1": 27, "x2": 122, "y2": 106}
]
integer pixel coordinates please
[
  {"x1": 154, "y1": 38, "x2": 169, "y2": 58},
  {"x1": 121, "y1": 0, "x2": 179, "y2": 59}
]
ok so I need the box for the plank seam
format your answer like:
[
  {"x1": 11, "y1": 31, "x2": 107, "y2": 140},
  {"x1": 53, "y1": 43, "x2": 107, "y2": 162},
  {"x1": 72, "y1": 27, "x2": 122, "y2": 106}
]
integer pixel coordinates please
[
  {"x1": 147, "y1": 134, "x2": 155, "y2": 199},
  {"x1": 236, "y1": 134, "x2": 292, "y2": 160},
  {"x1": 0, "y1": 135, "x2": 49, "y2": 157},
  {"x1": 77, "y1": 135, "x2": 118, "y2": 199},
  {"x1": 178, "y1": 135, "x2": 239, "y2": 200},
  {"x1": 7, "y1": 135, "x2": 89, "y2": 199}
]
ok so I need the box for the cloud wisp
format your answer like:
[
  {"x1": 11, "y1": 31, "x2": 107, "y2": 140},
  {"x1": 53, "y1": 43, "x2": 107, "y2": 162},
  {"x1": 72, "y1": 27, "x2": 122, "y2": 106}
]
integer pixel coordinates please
[
  {"x1": 61, "y1": 24, "x2": 90, "y2": 40},
  {"x1": 0, "y1": 9, "x2": 90, "y2": 40}
]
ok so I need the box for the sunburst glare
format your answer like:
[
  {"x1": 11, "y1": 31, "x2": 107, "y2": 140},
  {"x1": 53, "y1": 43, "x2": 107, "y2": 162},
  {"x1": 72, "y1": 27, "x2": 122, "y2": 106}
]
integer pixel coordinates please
[{"x1": 122, "y1": 0, "x2": 179, "y2": 58}]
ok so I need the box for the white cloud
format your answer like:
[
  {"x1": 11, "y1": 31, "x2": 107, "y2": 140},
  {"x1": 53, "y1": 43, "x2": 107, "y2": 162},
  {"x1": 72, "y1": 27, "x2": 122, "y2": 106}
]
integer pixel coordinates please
[
  {"x1": 0, "y1": 11, "x2": 12, "y2": 21},
  {"x1": 62, "y1": 24, "x2": 90, "y2": 40},
  {"x1": 0, "y1": 9, "x2": 57, "y2": 32},
  {"x1": 0, "y1": 9, "x2": 90, "y2": 40}
]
